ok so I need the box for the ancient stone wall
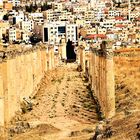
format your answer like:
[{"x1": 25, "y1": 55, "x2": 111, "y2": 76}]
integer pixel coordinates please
[
  {"x1": 79, "y1": 43, "x2": 140, "y2": 119},
  {"x1": 79, "y1": 41, "x2": 115, "y2": 119},
  {"x1": 0, "y1": 44, "x2": 51, "y2": 127}
]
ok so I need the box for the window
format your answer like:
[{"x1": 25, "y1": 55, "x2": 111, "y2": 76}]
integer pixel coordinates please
[{"x1": 58, "y1": 26, "x2": 65, "y2": 33}]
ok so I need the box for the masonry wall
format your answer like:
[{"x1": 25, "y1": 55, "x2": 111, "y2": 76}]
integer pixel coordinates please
[
  {"x1": 79, "y1": 44, "x2": 140, "y2": 119},
  {"x1": 79, "y1": 42, "x2": 115, "y2": 119},
  {"x1": 0, "y1": 45, "x2": 49, "y2": 127},
  {"x1": 90, "y1": 48, "x2": 115, "y2": 118}
]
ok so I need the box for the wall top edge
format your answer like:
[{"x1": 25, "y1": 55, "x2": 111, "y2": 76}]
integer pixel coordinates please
[{"x1": 0, "y1": 43, "x2": 48, "y2": 61}]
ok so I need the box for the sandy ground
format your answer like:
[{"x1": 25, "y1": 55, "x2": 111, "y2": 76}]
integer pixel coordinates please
[
  {"x1": 4, "y1": 57, "x2": 140, "y2": 140},
  {"x1": 10, "y1": 63, "x2": 98, "y2": 140}
]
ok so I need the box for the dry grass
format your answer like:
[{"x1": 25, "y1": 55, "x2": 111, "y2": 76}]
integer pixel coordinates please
[{"x1": 110, "y1": 53, "x2": 140, "y2": 139}]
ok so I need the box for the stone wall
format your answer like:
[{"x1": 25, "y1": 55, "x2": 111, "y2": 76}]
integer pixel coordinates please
[
  {"x1": 0, "y1": 44, "x2": 52, "y2": 127},
  {"x1": 79, "y1": 42, "x2": 140, "y2": 119},
  {"x1": 79, "y1": 41, "x2": 115, "y2": 119}
]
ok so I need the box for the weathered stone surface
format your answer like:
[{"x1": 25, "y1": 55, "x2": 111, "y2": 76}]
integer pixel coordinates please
[{"x1": 0, "y1": 44, "x2": 50, "y2": 127}]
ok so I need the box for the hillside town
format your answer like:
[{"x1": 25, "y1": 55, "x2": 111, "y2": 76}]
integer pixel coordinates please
[
  {"x1": 0, "y1": 0, "x2": 140, "y2": 50},
  {"x1": 0, "y1": 0, "x2": 140, "y2": 140}
]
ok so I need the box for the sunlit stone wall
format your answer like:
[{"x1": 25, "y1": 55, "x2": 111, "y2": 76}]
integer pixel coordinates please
[{"x1": 0, "y1": 44, "x2": 51, "y2": 127}]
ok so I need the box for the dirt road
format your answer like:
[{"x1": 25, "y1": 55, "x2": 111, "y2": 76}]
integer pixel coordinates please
[{"x1": 11, "y1": 63, "x2": 98, "y2": 140}]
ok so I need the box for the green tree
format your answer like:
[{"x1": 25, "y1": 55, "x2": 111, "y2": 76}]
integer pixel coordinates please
[
  {"x1": 41, "y1": 2, "x2": 52, "y2": 11},
  {"x1": 3, "y1": 14, "x2": 9, "y2": 20},
  {"x1": 25, "y1": 3, "x2": 38, "y2": 13}
]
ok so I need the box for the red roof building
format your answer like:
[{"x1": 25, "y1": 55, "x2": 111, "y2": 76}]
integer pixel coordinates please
[
  {"x1": 115, "y1": 24, "x2": 126, "y2": 28},
  {"x1": 85, "y1": 34, "x2": 107, "y2": 39},
  {"x1": 115, "y1": 16, "x2": 124, "y2": 21}
]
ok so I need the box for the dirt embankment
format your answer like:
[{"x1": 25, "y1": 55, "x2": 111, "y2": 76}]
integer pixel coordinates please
[{"x1": 108, "y1": 54, "x2": 140, "y2": 139}]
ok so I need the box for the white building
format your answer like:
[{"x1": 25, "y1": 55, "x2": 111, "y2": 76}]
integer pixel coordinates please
[
  {"x1": 59, "y1": 11, "x2": 73, "y2": 22},
  {"x1": 22, "y1": 32, "x2": 30, "y2": 43},
  {"x1": 12, "y1": 11, "x2": 25, "y2": 24},
  {"x1": 108, "y1": 10, "x2": 120, "y2": 17},
  {"x1": 43, "y1": 22, "x2": 78, "y2": 45},
  {"x1": 100, "y1": 19, "x2": 115, "y2": 29},
  {"x1": 21, "y1": 20, "x2": 34, "y2": 32},
  {"x1": 96, "y1": 2, "x2": 106, "y2": 9},
  {"x1": 30, "y1": 13, "x2": 44, "y2": 25},
  {"x1": 8, "y1": 0, "x2": 20, "y2": 6},
  {"x1": 73, "y1": 6, "x2": 87, "y2": 13},
  {"x1": 90, "y1": 0, "x2": 97, "y2": 9},
  {"x1": 94, "y1": 9, "x2": 105, "y2": 20},
  {"x1": 66, "y1": 24, "x2": 78, "y2": 43},
  {"x1": 9, "y1": 27, "x2": 16, "y2": 42},
  {"x1": 84, "y1": 10, "x2": 95, "y2": 21},
  {"x1": 52, "y1": 2, "x2": 63, "y2": 11}
]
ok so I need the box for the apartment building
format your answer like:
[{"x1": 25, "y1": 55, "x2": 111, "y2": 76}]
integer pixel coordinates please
[
  {"x1": 22, "y1": 32, "x2": 30, "y2": 43},
  {"x1": 9, "y1": 26, "x2": 31, "y2": 43},
  {"x1": 100, "y1": 19, "x2": 115, "y2": 29},
  {"x1": 9, "y1": 27, "x2": 17, "y2": 42},
  {"x1": 30, "y1": 13, "x2": 44, "y2": 25},
  {"x1": 94, "y1": 9, "x2": 105, "y2": 20},
  {"x1": 108, "y1": 10, "x2": 120, "y2": 17},
  {"x1": 66, "y1": 24, "x2": 78, "y2": 42},
  {"x1": 86, "y1": 28, "x2": 96, "y2": 35},
  {"x1": 21, "y1": 20, "x2": 34, "y2": 32},
  {"x1": 90, "y1": 0, "x2": 97, "y2": 9},
  {"x1": 52, "y1": 2, "x2": 63, "y2": 11},
  {"x1": 73, "y1": 6, "x2": 87, "y2": 13},
  {"x1": 84, "y1": 10, "x2": 95, "y2": 21},
  {"x1": 96, "y1": 2, "x2": 106, "y2": 9},
  {"x1": 43, "y1": 22, "x2": 66, "y2": 45},
  {"x1": 43, "y1": 22, "x2": 78, "y2": 45},
  {"x1": 12, "y1": 11, "x2": 25, "y2": 24},
  {"x1": 8, "y1": 0, "x2": 20, "y2": 6},
  {"x1": 43, "y1": 10, "x2": 55, "y2": 21},
  {"x1": 98, "y1": 28, "x2": 107, "y2": 34},
  {"x1": 0, "y1": 21, "x2": 9, "y2": 36},
  {"x1": 59, "y1": 11, "x2": 73, "y2": 22}
]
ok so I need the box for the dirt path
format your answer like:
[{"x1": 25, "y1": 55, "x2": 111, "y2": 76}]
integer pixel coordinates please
[{"x1": 11, "y1": 63, "x2": 98, "y2": 140}]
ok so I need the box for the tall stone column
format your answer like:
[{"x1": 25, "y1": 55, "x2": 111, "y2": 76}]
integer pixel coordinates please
[
  {"x1": 44, "y1": 49, "x2": 48, "y2": 72},
  {"x1": 48, "y1": 46, "x2": 52, "y2": 70},
  {"x1": 2, "y1": 58, "x2": 10, "y2": 139},
  {"x1": 79, "y1": 45, "x2": 85, "y2": 72},
  {"x1": 61, "y1": 37, "x2": 66, "y2": 60},
  {"x1": 0, "y1": 61, "x2": 4, "y2": 127},
  {"x1": 96, "y1": 53, "x2": 99, "y2": 100},
  {"x1": 51, "y1": 46, "x2": 55, "y2": 68},
  {"x1": 48, "y1": 46, "x2": 54, "y2": 70},
  {"x1": 89, "y1": 47, "x2": 93, "y2": 84},
  {"x1": 41, "y1": 49, "x2": 46, "y2": 73},
  {"x1": 91, "y1": 48, "x2": 96, "y2": 91},
  {"x1": 41, "y1": 47, "x2": 48, "y2": 72},
  {"x1": 104, "y1": 42, "x2": 115, "y2": 118}
]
